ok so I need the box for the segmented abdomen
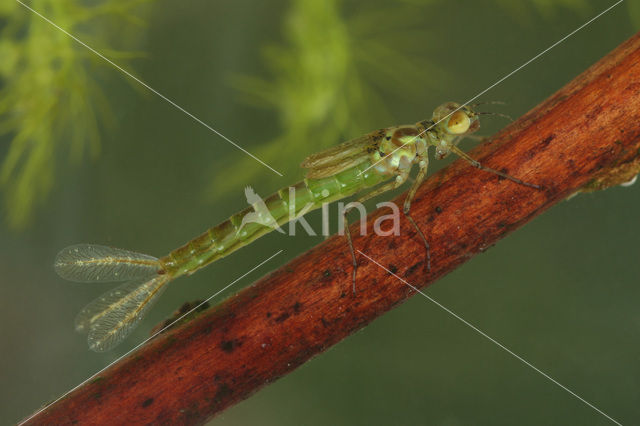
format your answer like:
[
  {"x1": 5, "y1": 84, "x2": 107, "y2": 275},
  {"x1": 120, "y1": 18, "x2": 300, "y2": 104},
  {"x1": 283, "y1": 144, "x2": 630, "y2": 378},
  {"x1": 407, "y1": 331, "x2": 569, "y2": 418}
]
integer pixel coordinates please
[{"x1": 160, "y1": 160, "x2": 388, "y2": 278}]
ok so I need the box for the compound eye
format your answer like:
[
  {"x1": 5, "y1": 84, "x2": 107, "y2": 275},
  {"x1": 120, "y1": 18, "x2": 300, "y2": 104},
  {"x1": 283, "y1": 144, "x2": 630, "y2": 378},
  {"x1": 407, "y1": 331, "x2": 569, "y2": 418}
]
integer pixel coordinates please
[{"x1": 447, "y1": 111, "x2": 471, "y2": 134}]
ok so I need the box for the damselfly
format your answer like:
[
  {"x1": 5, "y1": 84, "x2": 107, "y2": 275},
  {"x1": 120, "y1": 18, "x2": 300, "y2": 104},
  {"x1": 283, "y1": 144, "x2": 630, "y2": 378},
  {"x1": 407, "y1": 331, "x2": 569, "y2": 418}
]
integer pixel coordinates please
[{"x1": 54, "y1": 102, "x2": 539, "y2": 351}]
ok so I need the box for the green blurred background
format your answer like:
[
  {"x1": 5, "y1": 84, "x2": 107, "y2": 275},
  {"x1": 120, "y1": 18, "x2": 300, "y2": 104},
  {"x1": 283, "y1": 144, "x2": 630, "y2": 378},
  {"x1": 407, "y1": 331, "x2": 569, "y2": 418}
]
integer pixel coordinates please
[{"x1": 2, "y1": 0, "x2": 639, "y2": 424}]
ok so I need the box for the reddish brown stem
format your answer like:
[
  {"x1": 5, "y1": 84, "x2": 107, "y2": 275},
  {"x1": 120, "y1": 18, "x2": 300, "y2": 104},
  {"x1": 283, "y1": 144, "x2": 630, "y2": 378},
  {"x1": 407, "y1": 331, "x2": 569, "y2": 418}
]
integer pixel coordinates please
[{"x1": 24, "y1": 32, "x2": 640, "y2": 425}]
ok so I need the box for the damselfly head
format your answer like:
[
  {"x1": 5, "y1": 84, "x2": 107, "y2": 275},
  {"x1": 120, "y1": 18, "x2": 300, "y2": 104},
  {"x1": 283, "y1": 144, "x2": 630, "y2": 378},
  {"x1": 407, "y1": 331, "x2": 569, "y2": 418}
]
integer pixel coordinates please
[{"x1": 433, "y1": 102, "x2": 480, "y2": 136}]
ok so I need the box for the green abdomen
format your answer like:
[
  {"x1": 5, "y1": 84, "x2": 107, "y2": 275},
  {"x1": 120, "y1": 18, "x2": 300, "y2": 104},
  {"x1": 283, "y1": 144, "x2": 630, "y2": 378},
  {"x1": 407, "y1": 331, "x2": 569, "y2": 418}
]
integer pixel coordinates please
[{"x1": 160, "y1": 160, "x2": 389, "y2": 278}]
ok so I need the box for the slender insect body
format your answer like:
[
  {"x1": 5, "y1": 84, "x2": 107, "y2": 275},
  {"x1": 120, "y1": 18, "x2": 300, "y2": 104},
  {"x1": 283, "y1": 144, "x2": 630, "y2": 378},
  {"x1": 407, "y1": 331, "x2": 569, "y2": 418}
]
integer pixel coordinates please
[
  {"x1": 160, "y1": 160, "x2": 390, "y2": 282},
  {"x1": 55, "y1": 101, "x2": 539, "y2": 351}
]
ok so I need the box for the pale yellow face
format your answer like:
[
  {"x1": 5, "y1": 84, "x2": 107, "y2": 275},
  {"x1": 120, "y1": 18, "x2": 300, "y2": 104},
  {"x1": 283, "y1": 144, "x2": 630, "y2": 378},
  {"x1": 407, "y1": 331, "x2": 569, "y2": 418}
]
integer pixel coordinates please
[
  {"x1": 432, "y1": 102, "x2": 479, "y2": 136},
  {"x1": 446, "y1": 110, "x2": 472, "y2": 134}
]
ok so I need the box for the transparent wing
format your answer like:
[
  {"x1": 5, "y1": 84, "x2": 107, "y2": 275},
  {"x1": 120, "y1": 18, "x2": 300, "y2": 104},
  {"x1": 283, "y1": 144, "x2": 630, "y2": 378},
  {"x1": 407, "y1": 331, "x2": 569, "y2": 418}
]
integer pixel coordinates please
[
  {"x1": 75, "y1": 275, "x2": 170, "y2": 352},
  {"x1": 304, "y1": 154, "x2": 370, "y2": 179},
  {"x1": 54, "y1": 244, "x2": 160, "y2": 283},
  {"x1": 300, "y1": 133, "x2": 380, "y2": 177}
]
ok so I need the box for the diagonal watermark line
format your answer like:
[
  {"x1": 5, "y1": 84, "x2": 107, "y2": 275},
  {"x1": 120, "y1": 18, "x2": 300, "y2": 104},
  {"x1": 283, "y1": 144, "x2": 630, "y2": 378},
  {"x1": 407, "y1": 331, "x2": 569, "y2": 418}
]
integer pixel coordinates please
[
  {"x1": 18, "y1": 250, "x2": 283, "y2": 425},
  {"x1": 15, "y1": 0, "x2": 283, "y2": 177},
  {"x1": 357, "y1": 250, "x2": 623, "y2": 426},
  {"x1": 359, "y1": 0, "x2": 624, "y2": 176}
]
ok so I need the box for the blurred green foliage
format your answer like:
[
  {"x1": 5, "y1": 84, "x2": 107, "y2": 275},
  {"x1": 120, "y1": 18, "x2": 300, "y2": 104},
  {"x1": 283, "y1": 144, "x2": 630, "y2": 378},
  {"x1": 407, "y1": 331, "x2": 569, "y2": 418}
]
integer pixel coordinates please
[
  {"x1": 208, "y1": 0, "x2": 447, "y2": 197},
  {"x1": 0, "y1": 0, "x2": 150, "y2": 230},
  {"x1": 629, "y1": 0, "x2": 640, "y2": 29},
  {"x1": 207, "y1": 0, "x2": 605, "y2": 199},
  {"x1": 493, "y1": 0, "x2": 591, "y2": 20},
  {"x1": 1, "y1": 0, "x2": 636, "y2": 229}
]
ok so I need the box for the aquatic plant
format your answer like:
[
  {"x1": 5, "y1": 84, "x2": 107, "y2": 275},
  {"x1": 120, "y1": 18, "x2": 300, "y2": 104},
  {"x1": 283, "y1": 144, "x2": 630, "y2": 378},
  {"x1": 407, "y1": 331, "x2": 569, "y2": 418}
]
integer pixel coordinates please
[
  {"x1": 208, "y1": 0, "x2": 598, "y2": 199},
  {"x1": 0, "y1": 0, "x2": 150, "y2": 229}
]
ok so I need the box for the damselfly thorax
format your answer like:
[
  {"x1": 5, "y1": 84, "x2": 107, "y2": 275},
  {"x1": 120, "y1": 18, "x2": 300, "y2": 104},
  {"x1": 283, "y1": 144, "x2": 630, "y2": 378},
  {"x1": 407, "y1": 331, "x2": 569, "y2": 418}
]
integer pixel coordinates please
[{"x1": 372, "y1": 126, "x2": 428, "y2": 175}]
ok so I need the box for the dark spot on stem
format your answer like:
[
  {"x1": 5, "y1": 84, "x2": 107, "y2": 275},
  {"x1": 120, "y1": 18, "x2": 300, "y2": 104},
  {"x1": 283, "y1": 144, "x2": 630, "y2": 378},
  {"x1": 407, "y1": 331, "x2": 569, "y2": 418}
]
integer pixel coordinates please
[
  {"x1": 388, "y1": 264, "x2": 398, "y2": 274},
  {"x1": 404, "y1": 262, "x2": 422, "y2": 277},
  {"x1": 214, "y1": 384, "x2": 232, "y2": 403},
  {"x1": 435, "y1": 206, "x2": 443, "y2": 214},
  {"x1": 266, "y1": 312, "x2": 272, "y2": 318},
  {"x1": 142, "y1": 398, "x2": 154, "y2": 408},
  {"x1": 293, "y1": 302, "x2": 302, "y2": 313},
  {"x1": 275, "y1": 312, "x2": 290, "y2": 323},
  {"x1": 540, "y1": 134, "x2": 555, "y2": 148},
  {"x1": 323, "y1": 269, "x2": 331, "y2": 278},
  {"x1": 586, "y1": 105, "x2": 603, "y2": 120},
  {"x1": 320, "y1": 317, "x2": 329, "y2": 327},
  {"x1": 221, "y1": 339, "x2": 240, "y2": 353},
  {"x1": 524, "y1": 134, "x2": 555, "y2": 160}
]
